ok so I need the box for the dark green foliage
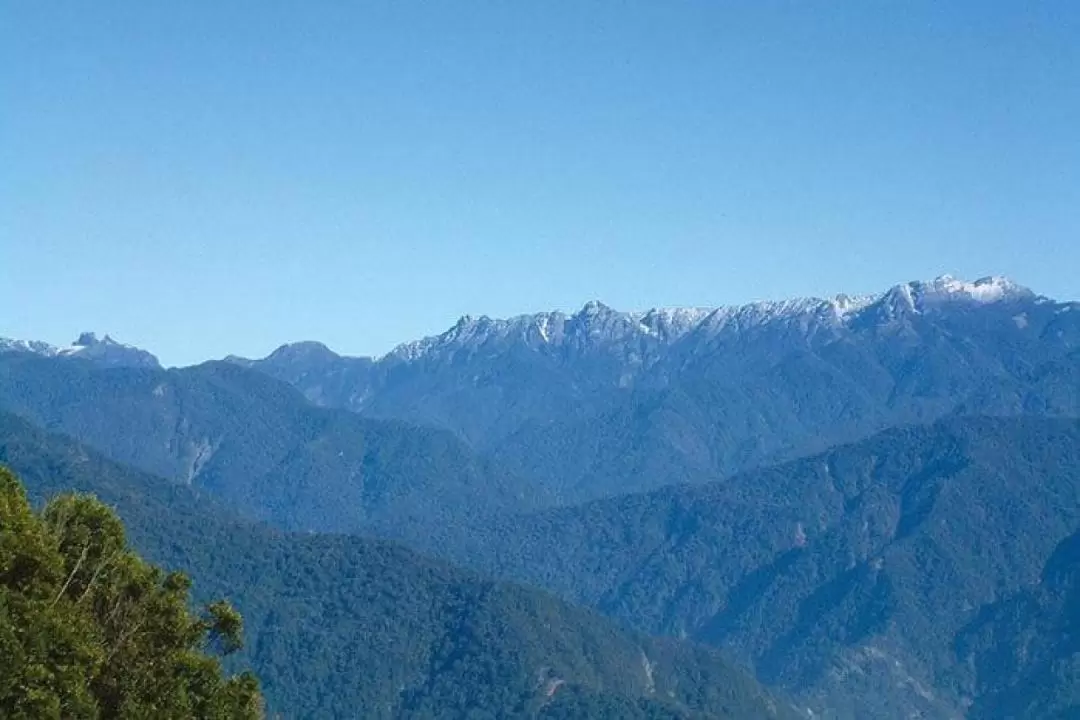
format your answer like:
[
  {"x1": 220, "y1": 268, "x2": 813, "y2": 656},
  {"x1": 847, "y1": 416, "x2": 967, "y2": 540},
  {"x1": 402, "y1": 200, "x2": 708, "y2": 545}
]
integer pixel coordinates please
[
  {"x1": 0, "y1": 466, "x2": 261, "y2": 719},
  {"x1": 0, "y1": 414, "x2": 794, "y2": 719},
  {"x1": 0, "y1": 469, "x2": 99, "y2": 718},
  {"x1": 433, "y1": 418, "x2": 1080, "y2": 718}
]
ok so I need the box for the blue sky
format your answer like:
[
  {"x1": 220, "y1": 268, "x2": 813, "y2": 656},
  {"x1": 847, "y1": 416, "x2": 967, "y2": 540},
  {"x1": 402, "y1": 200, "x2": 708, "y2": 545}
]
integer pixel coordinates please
[{"x1": 3, "y1": 2, "x2": 1078, "y2": 366}]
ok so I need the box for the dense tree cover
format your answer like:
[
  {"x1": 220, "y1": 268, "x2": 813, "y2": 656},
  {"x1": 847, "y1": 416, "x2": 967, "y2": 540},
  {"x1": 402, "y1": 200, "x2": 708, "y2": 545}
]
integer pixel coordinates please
[
  {"x1": 0, "y1": 414, "x2": 795, "y2": 719},
  {"x1": 0, "y1": 466, "x2": 261, "y2": 719},
  {"x1": 0, "y1": 354, "x2": 533, "y2": 538},
  {"x1": 428, "y1": 417, "x2": 1080, "y2": 718},
  {"x1": 958, "y1": 527, "x2": 1080, "y2": 719}
]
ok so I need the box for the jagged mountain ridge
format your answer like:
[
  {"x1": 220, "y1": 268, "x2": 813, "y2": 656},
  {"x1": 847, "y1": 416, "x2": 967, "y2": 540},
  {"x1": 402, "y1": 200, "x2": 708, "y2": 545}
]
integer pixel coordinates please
[
  {"x1": 392, "y1": 275, "x2": 1036, "y2": 361},
  {"x1": 2, "y1": 276, "x2": 1052, "y2": 378},
  {"x1": 236, "y1": 275, "x2": 1040, "y2": 380},
  {"x1": 7, "y1": 275, "x2": 1078, "y2": 509},
  {"x1": 0, "y1": 331, "x2": 160, "y2": 369},
  {"x1": 230, "y1": 275, "x2": 1080, "y2": 502}
]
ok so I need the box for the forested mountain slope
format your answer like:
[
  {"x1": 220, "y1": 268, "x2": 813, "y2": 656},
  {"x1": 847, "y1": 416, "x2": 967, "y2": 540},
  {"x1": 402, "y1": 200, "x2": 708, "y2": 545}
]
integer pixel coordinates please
[
  {"x1": 4, "y1": 277, "x2": 1080, "y2": 522},
  {"x1": 0, "y1": 354, "x2": 538, "y2": 536},
  {"x1": 0, "y1": 413, "x2": 796, "y2": 720},
  {"x1": 435, "y1": 417, "x2": 1080, "y2": 718},
  {"x1": 958, "y1": 526, "x2": 1080, "y2": 719},
  {"x1": 232, "y1": 277, "x2": 1080, "y2": 502}
]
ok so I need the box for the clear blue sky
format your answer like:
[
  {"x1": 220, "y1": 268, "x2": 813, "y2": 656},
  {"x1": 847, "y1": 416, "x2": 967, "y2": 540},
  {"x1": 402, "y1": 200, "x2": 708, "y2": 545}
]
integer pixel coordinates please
[{"x1": 3, "y1": 2, "x2": 1078, "y2": 366}]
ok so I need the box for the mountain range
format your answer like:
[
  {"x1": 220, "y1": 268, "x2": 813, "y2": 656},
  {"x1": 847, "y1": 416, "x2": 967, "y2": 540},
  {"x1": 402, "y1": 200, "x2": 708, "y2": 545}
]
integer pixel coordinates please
[
  {"x1": 228, "y1": 275, "x2": 1080, "y2": 503},
  {"x1": 0, "y1": 413, "x2": 791, "y2": 719},
  {"x1": 0, "y1": 331, "x2": 161, "y2": 369},
  {"x1": 2, "y1": 274, "x2": 1079, "y2": 718}
]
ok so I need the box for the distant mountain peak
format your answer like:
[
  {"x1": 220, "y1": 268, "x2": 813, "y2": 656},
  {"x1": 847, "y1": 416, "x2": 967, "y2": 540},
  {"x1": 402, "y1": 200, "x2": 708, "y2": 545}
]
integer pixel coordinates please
[
  {"x1": 0, "y1": 337, "x2": 56, "y2": 356},
  {"x1": 875, "y1": 275, "x2": 1034, "y2": 318},
  {"x1": 227, "y1": 274, "x2": 1049, "y2": 372},
  {"x1": 914, "y1": 274, "x2": 1032, "y2": 303},
  {"x1": 0, "y1": 331, "x2": 160, "y2": 369},
  {"x1": 265, "y1": 341, "x2": 340, "y2": 363},
  {"x1": 377, "y1": 274, "x2": 1042, "y2": 363},
  {"x1": 71, "y1": 331, "x2": 129, "y2": 349},
  {"x1": 75, "y1": 331, "x2": 101, "y2": 346},
  {"x1": 637, "y1": 307, "x2": 716, "y2": 340},
  {"x1": 579, "y1": 300, "x2": 614, "y2": 316}
]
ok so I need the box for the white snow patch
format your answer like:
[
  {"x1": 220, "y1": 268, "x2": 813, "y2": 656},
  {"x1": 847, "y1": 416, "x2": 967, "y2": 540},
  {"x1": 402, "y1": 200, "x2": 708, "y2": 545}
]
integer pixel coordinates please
[
  {"x1": 794, "y1": 522, "x2": 808, "y2": 547},
  {"x1": 537, "y1": 316, "x2": 551, "y2": 343},
  {"x1": 921, "y1": 275, "x2": 1027, "y2": 305},
  {"x1": 641, "y1": 649, "x2": 655, "y2": 694}
]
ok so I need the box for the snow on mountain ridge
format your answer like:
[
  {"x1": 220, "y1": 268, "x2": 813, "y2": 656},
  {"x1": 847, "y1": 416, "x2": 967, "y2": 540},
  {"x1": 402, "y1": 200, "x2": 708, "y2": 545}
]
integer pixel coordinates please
[
  {"x1": 5, "y1": 275, "x2": 1034, "y2": 368},
  {"x1": 0, "y1": 332, "x2": 160, "y2": 369},
  {"x1": 908, "y1": 275, "x2": 1032, "y2": 306},
  {"x1": 383, "y1": 275, "x2": 1034, "y2": 362},
  {"x1": 0, "y1": 338, "x2": 59, "y2": 356}
]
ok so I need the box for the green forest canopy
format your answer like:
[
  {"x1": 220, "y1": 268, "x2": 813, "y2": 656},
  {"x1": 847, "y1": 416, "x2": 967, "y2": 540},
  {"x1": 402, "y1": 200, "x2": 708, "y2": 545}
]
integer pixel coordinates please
[{"x1": 0, "y1": 466, "x2": 262, "y2": 719}]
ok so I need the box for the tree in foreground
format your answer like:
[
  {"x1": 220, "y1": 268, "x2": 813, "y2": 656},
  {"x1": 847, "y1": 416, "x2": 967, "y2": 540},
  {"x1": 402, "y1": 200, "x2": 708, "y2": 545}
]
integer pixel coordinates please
[{"x1": 0, "y1": 466, "x2": 263, "y2": 719}]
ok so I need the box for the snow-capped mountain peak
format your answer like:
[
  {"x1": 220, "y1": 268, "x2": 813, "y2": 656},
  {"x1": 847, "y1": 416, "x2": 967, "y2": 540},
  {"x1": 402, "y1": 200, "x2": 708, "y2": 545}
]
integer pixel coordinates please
[
  {"x1": 635, "y1": 307, "x2": 715, "y2": 340},
  {"x1": 62, "y1": 332, "x2": 119, "y2": 354},
  {"x1": 921, "y1": 274, "x2": 1032, "y2": 303},
  {"x1": 0, "y1": 332, "x2": 160, "y2": 369},
  {"x1": 579, "y1": 300, "x2": 614, "y2": 317},
  {"x1": 379, "y1": 275, "x2": 1038, "y2": 363},
  {"x1": 874, "y1": 275, "x2": 1034, "y2": 318},
  {"x1": 0, "y1": 337, "x2": 58, "y2": 355}
]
